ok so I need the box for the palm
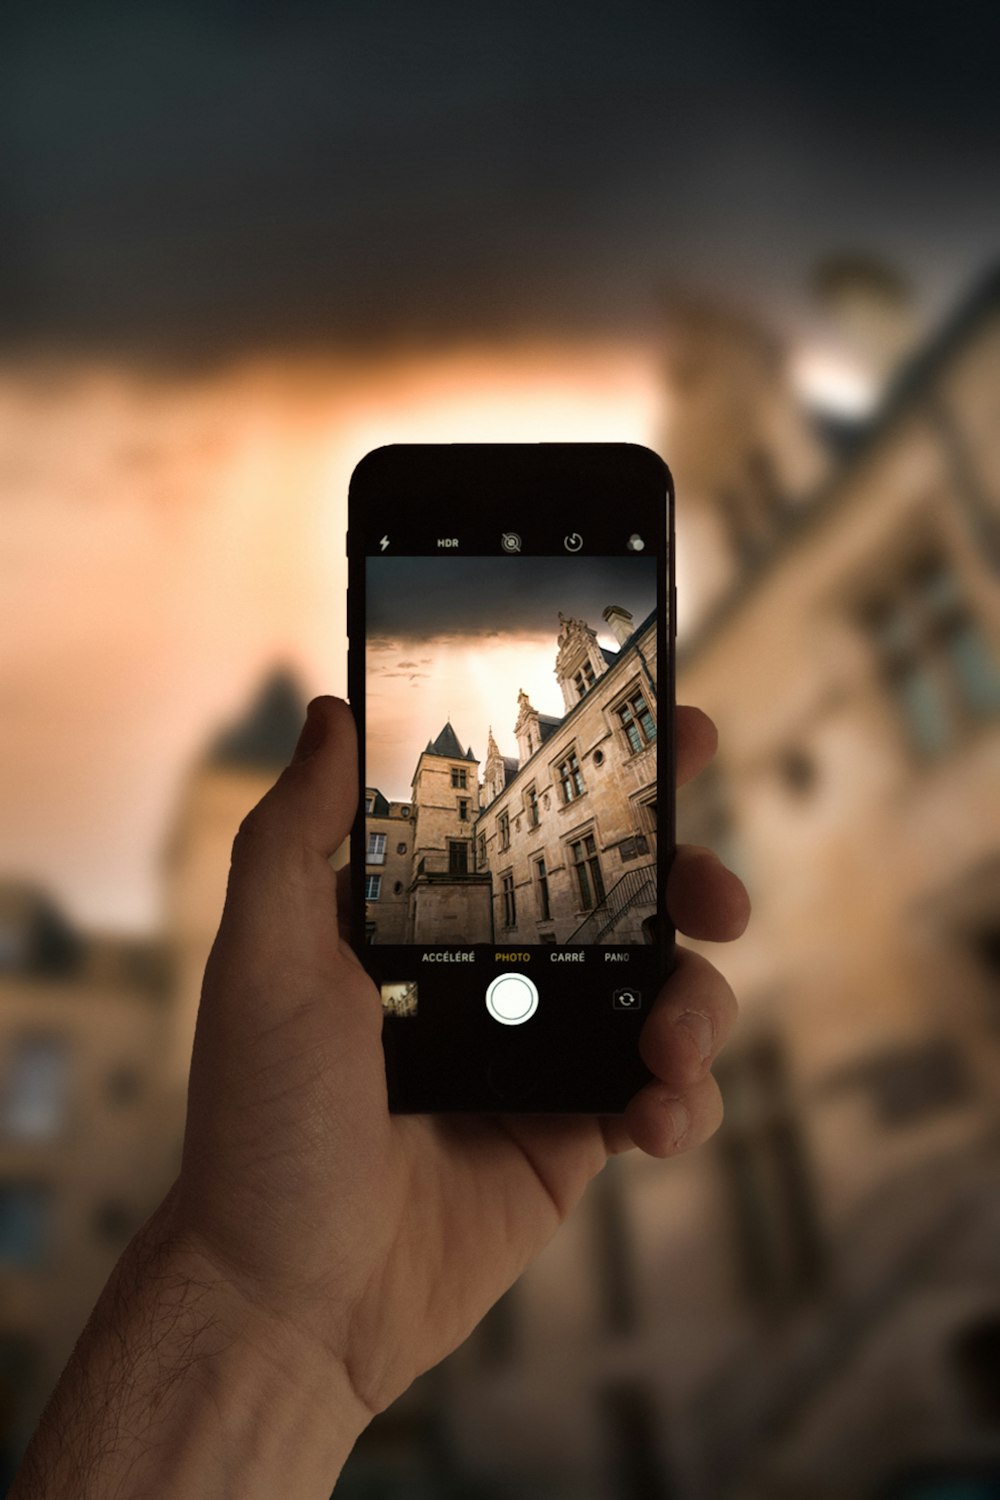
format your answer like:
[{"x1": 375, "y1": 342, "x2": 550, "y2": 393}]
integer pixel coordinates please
[{"x1": 318, "y1": 932, "x2": 611, "y2": 1414}]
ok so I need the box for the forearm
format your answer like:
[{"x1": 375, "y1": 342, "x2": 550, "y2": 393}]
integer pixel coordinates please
[{"x1": 10, "y1": 1186, "x2": 370, "y2": 1500}]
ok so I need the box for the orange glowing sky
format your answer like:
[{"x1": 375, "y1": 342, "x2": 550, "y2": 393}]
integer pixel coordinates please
[{"x1": 1, "y1": 339, "x2": 666, "y2": 932}]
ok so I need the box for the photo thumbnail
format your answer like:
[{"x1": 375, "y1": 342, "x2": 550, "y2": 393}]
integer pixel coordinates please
[{"x1": 381, "y1": 981, "x2": 419, "y2": 1017}]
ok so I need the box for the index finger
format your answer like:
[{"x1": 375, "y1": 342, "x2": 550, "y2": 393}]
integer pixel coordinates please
[{"x1": 676, "y1": 704, "x2": 718, "y2": 788}]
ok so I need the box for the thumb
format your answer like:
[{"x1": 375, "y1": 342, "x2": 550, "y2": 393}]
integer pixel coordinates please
[{"x1": 208, "y1": 695, "x2": 359, "y2": 987}]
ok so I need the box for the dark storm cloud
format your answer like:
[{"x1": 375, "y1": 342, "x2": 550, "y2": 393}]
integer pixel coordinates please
[
  {"x1": 366, "y1": 555, "x2": 656, "y2": 641},
  {"x1": 2, "y1": 1, "x2": 999, "y2": 354}
]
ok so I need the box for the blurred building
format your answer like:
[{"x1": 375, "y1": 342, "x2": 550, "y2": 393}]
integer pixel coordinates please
[
  {"x1": 3, "y1": 263, "x2": 1000, "y2": 1500},
  {"x1": 0, "y1": 669, "x2": 317, "y2": 1484},
  {"x1": 429, "y1": 267, "x2": 1000, "y2": 1499},
  {"x1": 0, "y1": 885, "x2": 172, "y2": 1487}
]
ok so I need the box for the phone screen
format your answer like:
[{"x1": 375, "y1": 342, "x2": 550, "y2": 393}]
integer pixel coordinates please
[{"x1": 349, "y1": 444, "x2": 673, "y2": 1111}]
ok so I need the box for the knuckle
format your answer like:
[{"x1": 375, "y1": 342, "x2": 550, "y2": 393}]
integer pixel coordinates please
[
  {"x1": 693, "y1": 1076, "x2": 726, "y2": 1144},
  {"x1": 232, "y1": 800, "x2": 274, "y2": 860}
]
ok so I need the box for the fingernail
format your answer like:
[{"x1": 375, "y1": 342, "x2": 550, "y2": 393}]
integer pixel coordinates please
[
  {"x1": 675, "y1": 1009, "x2": 715, "y2": 1063},
  {"x1": 663, "y1": 1098, "x2": 690, "y2": 1150},
  {"x1": 292, "y1": 703, "x2": 327, "y2": 763}
]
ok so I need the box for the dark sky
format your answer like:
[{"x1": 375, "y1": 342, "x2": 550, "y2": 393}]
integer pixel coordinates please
[
  {"x1": 367, "y1": 555, "x2": 657, "y2": 642},
  {"x1": 3, "y1": 1, "x2": 999, "y2": 358}
]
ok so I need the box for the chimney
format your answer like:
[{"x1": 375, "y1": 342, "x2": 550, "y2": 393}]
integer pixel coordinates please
[
  {"x1": 602, "y1": 605, "x2": 634, "y2": 648},
  {"x1": 812, "y1": 252, "x2": 918, "y2": 386}
]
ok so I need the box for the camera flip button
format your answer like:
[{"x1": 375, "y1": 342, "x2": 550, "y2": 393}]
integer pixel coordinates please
[{"x1": 485, "y1": 973, "x2": 539, "y2": 1026}]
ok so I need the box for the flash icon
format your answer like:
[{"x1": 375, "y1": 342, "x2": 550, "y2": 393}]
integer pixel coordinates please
[{"x1": 379, "y1": 535, "x2": 390, "y2": 552}]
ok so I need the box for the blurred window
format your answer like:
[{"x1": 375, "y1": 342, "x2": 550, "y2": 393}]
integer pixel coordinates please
[
  {"x1": 949, "y1": 1314, "x2": 1000, "y2": 1427},
  {"x1": 0, "y1": 1183, "x2": 50, "y2": 1268},
  {"x1": 778, "y1": 746, "x2": 818, "y2": 795},
  {"x1": 0, "y1": 897, "x2": 82, "y2": 979},
  {"x1": 715, "y1": 1035, "x2": 826, "y2": 1308},
  {"x1": 0, "y1": 923, "x2": 29, "y2": 972},
  {"x1": 877, "y1": 1462, "x2": 1000, "y2": 1498},
  {"x1": 0, "y1": 1334, "x2": 37, "y2": 1480},
  {"x1": 862, "y1": 1039, "x2": 972, "y2": 1127},
  {"x1": 5, "y1": 1035, "x2": 69, "y2": 1140},
  {"x1": 971, "y1": 923, "x2": 1000, "y2": 992},
  {"x1": 105, "y1": 1064, "x2": 142, "y2": 1107},
  {"x1": 747, "y1": 445, "x2": 789, "y2": 527},
  {"x1": 93, "y1": 1199, "x2": 135, "y2": 1247},
  {"x1": 364, "y1": 875, "x2": 381, "y2": 901},
  {"x1": 860, "y1": 549, "x2": 1000, "y2": 759},
  {"x1": 597, "y1": 1379, "x2": 673, "y2": 1500},
  {"x1": 719, "y1": 446, "x2": 790, "y2": 567}
]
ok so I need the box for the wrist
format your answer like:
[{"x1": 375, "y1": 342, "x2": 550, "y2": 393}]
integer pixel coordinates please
[
  {"x1": 128, "y1": 1193, "x2": 374, "y2": 1496},
  {"x1": 12, "y1": 1187, "x2": 371, "y2": 1500}
]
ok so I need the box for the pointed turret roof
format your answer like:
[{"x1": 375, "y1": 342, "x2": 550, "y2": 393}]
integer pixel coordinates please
[
  {"x1": 209, "y1": 667, "x2": 308, "y2": 769},
  {"x1": 424, "y1": 721, "x2": 477, "y2": 761}
]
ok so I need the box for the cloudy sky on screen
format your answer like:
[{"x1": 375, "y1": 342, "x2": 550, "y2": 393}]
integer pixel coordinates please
[{"x1": 365, "y1": 554, "x2": 657, "y2": 797}]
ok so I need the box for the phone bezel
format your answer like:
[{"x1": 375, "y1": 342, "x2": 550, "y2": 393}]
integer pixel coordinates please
[{"x1": 347, "y1": 443, "x2": 676, "y2": 1113}]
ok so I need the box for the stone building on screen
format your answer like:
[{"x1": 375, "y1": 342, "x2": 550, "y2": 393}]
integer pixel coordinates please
[{"x1": 363, "y1": 602, "x2": 659, "y2": 946}]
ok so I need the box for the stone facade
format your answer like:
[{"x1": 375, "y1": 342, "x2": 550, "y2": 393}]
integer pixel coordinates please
[
  {"x1": 477, "y1": 609, "x2": 658, "y2": 946},
  {"x1": 362, "y1": 790, "x2": 413, "y2": 944},
  {"x1": 364, "y1": 723, "x2": 493, "y2": 944}
]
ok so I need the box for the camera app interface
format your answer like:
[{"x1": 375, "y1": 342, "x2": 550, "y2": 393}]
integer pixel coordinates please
[{"x1": 364, "y1": 546, "x2": 661, "y2": 1021}]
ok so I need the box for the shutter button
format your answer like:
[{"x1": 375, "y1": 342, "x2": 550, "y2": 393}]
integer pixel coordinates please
[{"x1": 485, "y1": 973, "x2": 539, "y2": 1026}]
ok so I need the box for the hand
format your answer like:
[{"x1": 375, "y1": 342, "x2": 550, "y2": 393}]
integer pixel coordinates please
[{"x1": 168, "y1": 697, "x2": 749, "y2": 1427}]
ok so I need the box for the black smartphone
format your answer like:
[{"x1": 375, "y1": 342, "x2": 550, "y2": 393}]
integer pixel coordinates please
[{"x1": 347, "y1": 443, "x2": 675, "y2": 1113}]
